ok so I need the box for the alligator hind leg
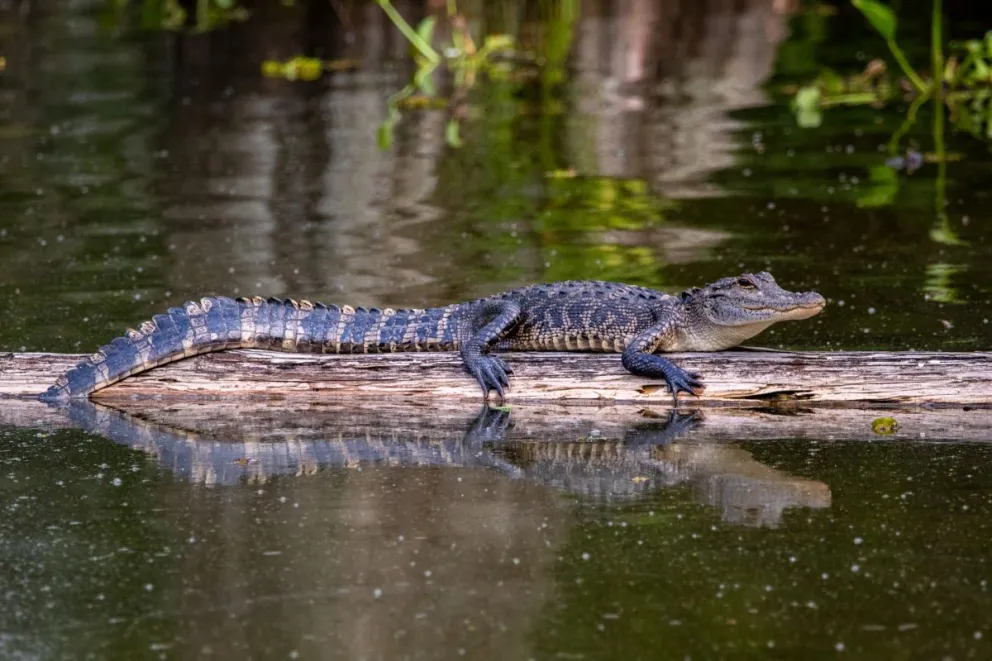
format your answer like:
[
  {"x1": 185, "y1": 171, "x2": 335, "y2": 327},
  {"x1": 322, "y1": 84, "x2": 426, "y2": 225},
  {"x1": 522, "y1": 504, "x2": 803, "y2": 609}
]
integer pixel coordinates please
[{"x1": 460, "y1": 299, "x2": 521, "y2": 402}]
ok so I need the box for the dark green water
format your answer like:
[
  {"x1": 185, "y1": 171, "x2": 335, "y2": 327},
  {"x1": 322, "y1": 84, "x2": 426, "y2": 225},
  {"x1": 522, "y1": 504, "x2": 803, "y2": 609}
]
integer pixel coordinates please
[{"x1": 1, "y1": 0, "x2": 991, "y2": 659}]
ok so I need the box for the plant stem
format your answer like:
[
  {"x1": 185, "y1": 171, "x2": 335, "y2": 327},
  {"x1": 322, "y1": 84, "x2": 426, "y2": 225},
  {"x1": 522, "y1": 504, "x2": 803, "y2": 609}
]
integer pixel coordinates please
[
  {"x1": 888, "y1": 90, "x2": 930, "y2": 153},
  {"x1": 887, "y1": 38, "x2": 929, "y2": 93},
  {"x1": 820, "y1": 92, "x2": 884, "y2": 107},
  {"x1": 931, "y1": 0, "x2": 943, "y2": 96},
  {"x1": 376, "y1": 0, "x2": 440, "y2": 65}
]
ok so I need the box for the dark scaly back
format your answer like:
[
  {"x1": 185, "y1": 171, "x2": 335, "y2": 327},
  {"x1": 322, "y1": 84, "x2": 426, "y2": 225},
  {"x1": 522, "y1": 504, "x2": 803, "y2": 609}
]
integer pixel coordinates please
[{"x1": 39, "y1": 296, "x2": 464, "y2": 402}]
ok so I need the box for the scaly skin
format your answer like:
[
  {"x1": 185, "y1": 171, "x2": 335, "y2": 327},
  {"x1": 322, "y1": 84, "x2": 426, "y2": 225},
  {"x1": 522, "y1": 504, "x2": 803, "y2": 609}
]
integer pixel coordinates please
[{"x1": 40, "y1": 272, "x2": 825, "y2": 404}]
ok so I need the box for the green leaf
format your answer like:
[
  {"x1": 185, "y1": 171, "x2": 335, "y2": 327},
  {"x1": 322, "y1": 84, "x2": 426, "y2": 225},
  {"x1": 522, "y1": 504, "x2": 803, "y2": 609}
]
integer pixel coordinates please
[
  {"x1": 985, "y1": 30, "x2": 992, "y2": 57},
  {"x1": 445, "y1": 119, "x2": 463, "y2": 148},
  {"x1": 871, "y1": 417, "x2": 899, "y2": 435},
  {"x1": 215, "y1": 0, "x2": 233, "y2": 9},
  {"x1": 415, "y1": 16, "x2": 436, "y2": 48},
  {"x1": 377, "y1": 112, "x2": 399, "y2": 151},
  {"x1": 856, "y1": 165, "x2": 898, "y2": 208},
  {"x1": 792, "y1": 85, "x2": 821, "y2": 112},
  {"x1": 851, "y1": 0, "x2": 896, "y2": 41},
  {"x1": 791, "y1": 85, "x2": 822, "y2": 127},
  {"x1": 964, "y1": 39, "x2": 983, "y2": 55},
  {"x1": 414, "y1": 63, "x2": 437, "y2": 97},
  {"x1": 377, "y1": 123, "x2": 394, "y2": 151},
  {"x1": 972, "y1": 58, "x2": 990, "y2": 83}
]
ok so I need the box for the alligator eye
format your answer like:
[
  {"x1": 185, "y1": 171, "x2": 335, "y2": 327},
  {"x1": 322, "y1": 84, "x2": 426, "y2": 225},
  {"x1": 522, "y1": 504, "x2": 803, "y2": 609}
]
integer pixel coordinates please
[{"x1": 737, "y1": 278, "x2": 756, "y2": 289}]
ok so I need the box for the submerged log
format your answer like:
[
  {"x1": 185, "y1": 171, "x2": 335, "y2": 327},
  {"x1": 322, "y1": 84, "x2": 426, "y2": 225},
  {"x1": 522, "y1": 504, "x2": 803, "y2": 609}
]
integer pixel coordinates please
[{"x1": 1, "y1": 349, "x2": 991, "y2": 407}]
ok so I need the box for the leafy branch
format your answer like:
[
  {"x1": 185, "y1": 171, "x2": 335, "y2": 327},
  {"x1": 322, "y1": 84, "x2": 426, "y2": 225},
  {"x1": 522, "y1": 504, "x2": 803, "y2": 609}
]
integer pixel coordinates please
[{"x1": 791, "y1": 0, "x2": 992, "y2": 147}]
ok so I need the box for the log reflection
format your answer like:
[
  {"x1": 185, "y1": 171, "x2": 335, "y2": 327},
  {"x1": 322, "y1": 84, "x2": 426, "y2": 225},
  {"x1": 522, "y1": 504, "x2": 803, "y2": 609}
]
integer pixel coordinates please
[{"x1": 56, "y1": 399, "x2": 830, "y2": 528}]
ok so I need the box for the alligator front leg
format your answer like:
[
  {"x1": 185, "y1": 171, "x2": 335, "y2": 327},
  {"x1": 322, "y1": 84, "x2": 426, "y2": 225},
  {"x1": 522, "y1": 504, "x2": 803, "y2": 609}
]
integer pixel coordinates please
[
  {"x1": 621, "y1": 309, "x2": 703, "y2": 405},
  {"x1": 460, "y1": 299, "x2": 521, "y2": 402}
]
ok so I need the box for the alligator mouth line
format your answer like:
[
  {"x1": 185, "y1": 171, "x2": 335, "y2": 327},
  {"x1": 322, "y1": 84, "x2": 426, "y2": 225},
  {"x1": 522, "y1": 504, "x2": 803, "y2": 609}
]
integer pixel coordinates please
[{"x1": 744, "y1": 303, "x2": 825, "y2": 313}]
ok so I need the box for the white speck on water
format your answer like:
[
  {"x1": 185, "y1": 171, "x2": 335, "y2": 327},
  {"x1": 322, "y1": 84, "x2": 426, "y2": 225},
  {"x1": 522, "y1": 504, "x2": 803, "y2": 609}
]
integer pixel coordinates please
[
  {"x1": 975, "y1": 631, "x2": 984, "y2": 640},
  {"x1": 424, "y1": 570, "x2": 432, "y2": 577},
  {"x1": 144, "y1": 583, "x2": 153, "y2": 592},
  {"x1": 835, "y1": 642, "x2": 845, "y2": 652},
  {"x1": 513, "y1": 557, "x2": 520, "y2": 565},
  {"x1": 262, "y1": 551, "x2": 282, "y2": 556},
  {"x1": 789, "y1": 556, "x2": 797, "y2": 563},
  {"x1": 581, "y1": 552, "x2": 591, "y2": 561},
  {"x1": 851, "y1": 564, "x2": 861, "y2": 573},
  {"x1": 854, "y1": 537, "x2": 863, "y2": 545},
  {"x1": 112, "y1": 477, "x2": 122, "y2": 487},
  {"x1": 373, "y1": 588, "x2": 383, "y2": 599}
]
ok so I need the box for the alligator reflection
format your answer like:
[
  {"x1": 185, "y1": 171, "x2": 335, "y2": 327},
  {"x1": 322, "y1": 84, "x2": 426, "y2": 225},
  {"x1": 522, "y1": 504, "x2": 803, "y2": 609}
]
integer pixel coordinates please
[{"x1": 64, "y1": 400, "x2": 830, "y2": 527}]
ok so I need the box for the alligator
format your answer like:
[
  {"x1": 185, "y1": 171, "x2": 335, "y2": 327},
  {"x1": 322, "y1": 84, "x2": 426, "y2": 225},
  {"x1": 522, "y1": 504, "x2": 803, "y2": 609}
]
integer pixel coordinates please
[{"x1": 40, "y1": 271, "x2": 825, "y2": 404}]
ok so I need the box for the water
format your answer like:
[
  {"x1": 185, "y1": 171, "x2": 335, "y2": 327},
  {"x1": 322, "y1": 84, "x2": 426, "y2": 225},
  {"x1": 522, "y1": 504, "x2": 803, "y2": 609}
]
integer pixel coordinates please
[{"x1": 1, "y1": 0, "x2": 991, "y2": 658}]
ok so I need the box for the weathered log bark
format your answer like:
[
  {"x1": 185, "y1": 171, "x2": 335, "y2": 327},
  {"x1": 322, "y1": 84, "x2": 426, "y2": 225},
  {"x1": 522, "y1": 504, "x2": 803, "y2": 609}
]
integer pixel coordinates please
[{"x1": 1, "y1": 349, "x2": 990, "y2": 406}]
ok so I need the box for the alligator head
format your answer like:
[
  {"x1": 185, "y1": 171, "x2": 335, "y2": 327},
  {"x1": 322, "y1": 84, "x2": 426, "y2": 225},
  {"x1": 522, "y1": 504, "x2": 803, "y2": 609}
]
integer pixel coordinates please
[{"x1": 677, "y1": 271, "x2": 826, "y2": 351}]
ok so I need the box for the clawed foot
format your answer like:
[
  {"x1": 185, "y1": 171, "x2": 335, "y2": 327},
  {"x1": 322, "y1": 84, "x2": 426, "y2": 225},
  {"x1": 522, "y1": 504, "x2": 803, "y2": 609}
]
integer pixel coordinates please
[
  {"x1": 465, "y1": 353, "x2": 514, "y2": 403},
  {"x1": 622, "y1": 351, "x2": 704, "y2": 406},
  {"x1": 665, "y1": 369, "x2": 704, "y2": 405}
]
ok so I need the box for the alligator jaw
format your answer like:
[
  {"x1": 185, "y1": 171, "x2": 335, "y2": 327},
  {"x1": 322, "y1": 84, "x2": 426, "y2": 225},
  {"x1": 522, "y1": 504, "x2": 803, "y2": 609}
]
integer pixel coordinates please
[{"x1": 744, "y1": 292, "x2": 826, "y2": 321}]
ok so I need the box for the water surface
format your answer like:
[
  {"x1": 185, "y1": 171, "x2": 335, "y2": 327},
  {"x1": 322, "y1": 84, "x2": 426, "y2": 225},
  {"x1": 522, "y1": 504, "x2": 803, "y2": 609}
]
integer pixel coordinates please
[{"x1": 1, "y1": 1, "x2": 991, "y2": 659}]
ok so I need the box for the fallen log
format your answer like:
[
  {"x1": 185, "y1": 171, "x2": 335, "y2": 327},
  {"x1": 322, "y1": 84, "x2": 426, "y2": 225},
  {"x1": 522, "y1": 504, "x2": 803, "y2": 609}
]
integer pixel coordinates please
[{"x1": 1, "y1": 349, "x2": 991, "y2": 407}]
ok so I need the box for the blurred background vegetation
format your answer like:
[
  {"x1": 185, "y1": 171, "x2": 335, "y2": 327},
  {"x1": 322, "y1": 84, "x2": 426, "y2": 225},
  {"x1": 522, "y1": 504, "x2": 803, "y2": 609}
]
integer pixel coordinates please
[{"x1": 1, "y1": 0, "x2": 991, "y2": 351}]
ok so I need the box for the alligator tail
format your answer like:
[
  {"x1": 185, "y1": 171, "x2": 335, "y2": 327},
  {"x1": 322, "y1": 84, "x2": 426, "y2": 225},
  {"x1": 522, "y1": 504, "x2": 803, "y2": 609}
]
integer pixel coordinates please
[
  {"x1": 39, "y1": 297, "x2": 456, "y2": 403},
  {"x1": 40, "y1": 297, "x2": 326, "y2": 402}
]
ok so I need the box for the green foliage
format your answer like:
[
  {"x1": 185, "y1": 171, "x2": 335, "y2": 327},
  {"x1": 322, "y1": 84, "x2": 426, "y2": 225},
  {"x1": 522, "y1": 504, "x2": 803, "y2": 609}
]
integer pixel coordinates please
[
  {"x1": 851, "y1": 0, "x2": 927, "y2": 92},
  {"x1": 851, "y1": 0, "x2": 896, "y2": 41},
  {"x1": 375, "y1": 0, "x2": 577, "y2": 150},
  {"x1": 373, "y1": 1, "x2": 519, "y2": 149},
  {"x1": 105, "y1": 0, "x2": 248, "y2": 32},
  {"x1": 791, "y1": 85, "x2": 822, "y2": 127},
  {"x1": 792, "y1": 0, "x2": 992, "y2": 141}
]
